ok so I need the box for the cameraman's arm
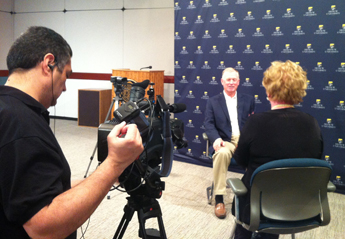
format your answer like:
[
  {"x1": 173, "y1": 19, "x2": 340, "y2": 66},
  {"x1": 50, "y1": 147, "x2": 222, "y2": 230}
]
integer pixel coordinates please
[{"x1": 23, "y1": 122, "x2": 143, "y2": 239}]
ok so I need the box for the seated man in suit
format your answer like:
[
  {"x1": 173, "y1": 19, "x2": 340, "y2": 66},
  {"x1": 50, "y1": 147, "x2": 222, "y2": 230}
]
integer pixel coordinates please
[{"x1": 204, "y1": 67, "x2": 255, "y2": 219}]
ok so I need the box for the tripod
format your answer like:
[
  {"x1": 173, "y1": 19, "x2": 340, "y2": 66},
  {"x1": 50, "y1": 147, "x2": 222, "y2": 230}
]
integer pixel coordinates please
[
  {"x1": 113, "y1": 195, "x2": 167, "y2": 239},
  {"x1": 83, "y1": 93, "x2": 124, "y2": 178}
]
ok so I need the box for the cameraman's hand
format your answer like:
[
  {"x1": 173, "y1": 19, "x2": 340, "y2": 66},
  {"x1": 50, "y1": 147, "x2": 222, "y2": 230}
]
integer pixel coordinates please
[{"x1": 106, "y1": 122, "x2": 144, "y2": 173}]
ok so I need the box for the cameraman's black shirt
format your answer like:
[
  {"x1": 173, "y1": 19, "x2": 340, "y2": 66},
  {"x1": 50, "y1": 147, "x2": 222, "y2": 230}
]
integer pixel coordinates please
[{"x1": 0, "y1": 86, "x2": 76, "y2": 239}]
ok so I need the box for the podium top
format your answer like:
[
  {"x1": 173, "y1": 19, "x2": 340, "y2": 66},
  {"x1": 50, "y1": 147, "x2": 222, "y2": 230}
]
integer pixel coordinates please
[{"x1": 112, "y1": 69, "x2": 164, "y2": 73}]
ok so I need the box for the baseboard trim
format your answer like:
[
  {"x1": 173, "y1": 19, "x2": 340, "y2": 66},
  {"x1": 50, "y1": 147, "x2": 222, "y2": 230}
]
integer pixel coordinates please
[{"x1": 50, "y1": 116, "x2": 78, "y2": 121}]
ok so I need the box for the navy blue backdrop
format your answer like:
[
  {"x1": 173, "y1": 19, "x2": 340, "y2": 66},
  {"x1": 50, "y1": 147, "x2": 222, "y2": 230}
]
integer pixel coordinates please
[{"x1": 173, "y1": 0, "x2": 345, "y2": 194}]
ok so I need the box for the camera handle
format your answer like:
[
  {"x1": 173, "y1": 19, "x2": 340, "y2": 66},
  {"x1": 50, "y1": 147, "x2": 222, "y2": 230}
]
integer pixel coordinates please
[{"x1": 83, "y1": 95, "x2": 124, "y2": 178}]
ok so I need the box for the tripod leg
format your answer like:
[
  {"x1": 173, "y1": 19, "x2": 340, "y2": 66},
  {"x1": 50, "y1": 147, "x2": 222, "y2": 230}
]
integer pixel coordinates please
[
  {"x1": 157, "y1": 216, "x2": 167, "y2": 239},
  {"x1": 113, "y1": 204, "x2": 136, "y2": 239},
  {"x1": 84, "y1": 141, "x2": 98, "y2": 178},
  {"x1": 137, "y1": 199, "x2": 167, "y2": 239}
]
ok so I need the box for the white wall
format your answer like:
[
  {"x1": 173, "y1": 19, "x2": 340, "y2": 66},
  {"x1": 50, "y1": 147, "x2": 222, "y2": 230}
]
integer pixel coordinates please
[
  {"x1": 0, "y1": 0, "x2": 175, "y2": 118},
  {"x1": 0, "y1": 0, "x2": 14, "y2": 69}
]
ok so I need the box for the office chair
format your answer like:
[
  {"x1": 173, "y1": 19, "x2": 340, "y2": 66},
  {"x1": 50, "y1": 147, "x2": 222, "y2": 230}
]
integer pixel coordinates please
[{"x1": 227, "y1": 158, "x2": 336, "y2": 239}]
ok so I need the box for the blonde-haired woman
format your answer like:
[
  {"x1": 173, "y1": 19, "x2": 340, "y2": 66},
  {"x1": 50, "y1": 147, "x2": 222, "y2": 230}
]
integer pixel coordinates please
[{"x1": 231, "y1": 60, "x2": 323, "y2": 239}]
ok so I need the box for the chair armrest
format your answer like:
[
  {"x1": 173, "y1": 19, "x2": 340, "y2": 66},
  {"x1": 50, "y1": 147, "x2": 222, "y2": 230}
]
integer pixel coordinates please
[
  {"x1": 227, "y1": 178, "x2": 248, "y2": 196},
  {"x1": 202, "y1": 132, "x2": 209, "y2": 141},
  {"x1": 327, "y1": 181, "x2": 336, "y2": 192}
]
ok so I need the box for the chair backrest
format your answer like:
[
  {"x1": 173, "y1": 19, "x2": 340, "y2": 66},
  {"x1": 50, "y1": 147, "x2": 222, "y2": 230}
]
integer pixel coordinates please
[{"x1": 249, "y1": 158, "x2": 332, "y2": 233}]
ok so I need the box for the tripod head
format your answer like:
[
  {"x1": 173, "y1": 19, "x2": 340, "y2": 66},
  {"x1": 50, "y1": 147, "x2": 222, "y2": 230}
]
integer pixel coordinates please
[{"x1": 111, "y1": 76, "x2": 128, "y2": 99}]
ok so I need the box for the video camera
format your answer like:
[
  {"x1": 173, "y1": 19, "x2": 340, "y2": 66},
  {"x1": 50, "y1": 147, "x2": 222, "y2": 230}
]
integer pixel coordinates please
[{"x1": 97, "y1": 79, "x2": 187, "y2": 198}]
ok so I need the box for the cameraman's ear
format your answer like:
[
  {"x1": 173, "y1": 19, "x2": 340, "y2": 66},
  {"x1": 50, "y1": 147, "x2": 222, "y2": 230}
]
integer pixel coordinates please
[{"x1": 43, "y1": 53, "x2": 56, "y2": 73}]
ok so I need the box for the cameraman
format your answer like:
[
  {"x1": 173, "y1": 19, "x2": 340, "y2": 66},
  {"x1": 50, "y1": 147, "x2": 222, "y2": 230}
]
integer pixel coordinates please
[{"x1": 0, "y1": 26, "x2": 144, "y2": 239}]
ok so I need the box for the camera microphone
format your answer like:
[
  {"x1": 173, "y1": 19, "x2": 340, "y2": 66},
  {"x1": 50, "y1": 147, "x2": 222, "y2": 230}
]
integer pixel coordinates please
[
  {"x1": 129, "y1": 79, "x2": 150, "y2": 102},
  {"x1": 167, "y1": 103, "x2": 186, "y2": 113},
  {"x1": 140, "y1": 66, "x2": 152, "y2": 70}
]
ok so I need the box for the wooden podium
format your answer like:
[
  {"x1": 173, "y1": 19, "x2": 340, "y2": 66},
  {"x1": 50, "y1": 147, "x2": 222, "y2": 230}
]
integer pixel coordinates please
[{"x1": 111, "y1": 69, "x2": 164, "y2": 102}]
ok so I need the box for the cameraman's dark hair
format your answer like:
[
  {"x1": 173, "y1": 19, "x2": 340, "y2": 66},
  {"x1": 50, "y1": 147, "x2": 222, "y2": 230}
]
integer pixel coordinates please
[{"x1": 7, "y1": 26, "x2": 73, "y2": 75}]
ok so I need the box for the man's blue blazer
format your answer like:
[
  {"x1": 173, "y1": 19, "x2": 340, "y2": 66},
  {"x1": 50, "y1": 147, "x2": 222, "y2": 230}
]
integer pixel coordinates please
[{"x1": 204, "y1": 92, "x2": 255, "y2": 148}]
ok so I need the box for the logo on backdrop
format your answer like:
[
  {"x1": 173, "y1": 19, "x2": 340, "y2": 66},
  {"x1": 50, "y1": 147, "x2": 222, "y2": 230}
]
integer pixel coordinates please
[
  {"x1": 281, "y1": 44, "x2": 294, "y2": 54},
  {"x1": 244, "y1": 11, "x2": 255, "y2": 21},
  {"x1": 210, "y1": 14, "x2": 220, "y2": 23},
  {"x1": 253, "y1": 28, "x2": 264, "y2": 37},
  {"x1": 201, "y1": 91, "x2": 209, "y2": 100},
  {"x1": 235, "y1": 29, "x2": 245, "y2": 37},
  {"x1": 254, "y1": 95, "x2": 262, "y2": 104},
  {"x1": 252, "y1": 62, "x2": 263, "y2": 70},
  {"x1": 219, "y1": 0, "x2": 229, "y2": 6},
  {"x1": 325, "y1": 155, "x2": 334, "y2": 166},
  {"x1": 313, "y1": 62, "x2": 326, "y2": 72},
  {"x1": 337, "y1": 24, "x2": 345, "y2": 34},
  {"x1": 333, "y1": 138, "x2": 345, "y2": 149},
  {"x1": 325, "y1": 43, "x2": 339, "y2": 53},
  {"x1": 235, "y1": 0, "x2": 246, "y2": 5},
  {"x1": 187, "y1": 31, "x2": 196, "y2": 40},
  {"x1": 218, "y1": 29, "x2": 228, "y2": 38},
  {"x1": 272, "y1": 27, "x2": 284, "y2": 36},
  {"x1": 314, "y1": 25, "x2": 328, "y2": 35},
  {"x1": 186, "y1": 90, "x2": 195, "y2": 99},
  {"x1": 173, "y1": 146, "x2": 178, "y2": 154},
  {"x1": 192, "y1": 135, "x2": 202, "y2": 144},
  {"x1": 195, "y1": 46, "x2": 203, "y2": 54},
  {"x1": 306, "y1": 80, "x2": 315, "y2": 90},
  {"x1": 282, "y1": 8, "x2": 295, "y2": 18},
  {"x1": 202, "y1": 61, "x2": 211, "y2": 69},
  {"x1": 180, "y1": 16, "x2": 188, "y2": 25},
  {"x1": 242, "y1": 78, "x2": 253, "y2": 87},
  {"x1": 322, "y1": 118, "x2": 336, "y2": 129},
  {"x1": 187, "y1": 61, "x2": 196, "y2": 69},
  {"x1": 179, "y1": 76, "x2": 189, "y2": 84},
  {"x1": 174, "y1": 90, "x2": 181, "y2": 98},
  {"x1": 186, "y1": 119, "x2": 195, "y2": 128},
  {"x1": 193, "y1": 106, "x2": 202, "y2": 114},
  {"x1": 263, "y1": 10, "x2": 274, "y2": 19},
  {"x1": 326, "y1": 5, "x2": 340, "y2": 15},
  {"x1": 304, "y1": 6, "x2": 317, "y2": 17},
  {"x1": 335, "y1": 101, "x2": 345, "y2": 111},
  {"x1": 209, "y1": 76, "x2": 219, "y2": 85},
  {"x1": 174, "y1": 32, "x2": 181, "y2": 40},
  {"x1": 202, "y1": 30, "x2": 212, "y2": 39},
  {"x1": 262, "y1": 44, "x2": 273, "y2": 54},
  {"x1": 174, "y1": 2, "x2": 181, "y2": 11},
  {"x1": 210, "y1": 45, "x2": 220, "y2": 54},
  {"x1": 187, "y1": 1, "x2": 196, "y2": 9},
  {"x1": 334, "y1": 176, "x2": 344, "y2": 186},
  {"x1": 195, "y1": 15, "x2": 204, "y2": 24},
  {"x1": 292, "y1": 26, "x2": 305, "y2": 35},
  {"x1": 226, "y1": 45, "x2": 236, "y2": 54},
  {"x1": 311, "y1": 99, "x2": 325, "y2": 109},
  {"x1": 302, "y1": 44, "x2": 316, "y2": 54},
  {"x1": 227, "y1": 13, "x2": 237, "y2": 21},
  {"x1": 180, "y1": 46, "x2": 188, "y2": 54},
  {"x1": 336, "y1": 63, "x2": 345, "y2": 72},
  {"x1": 235, "y1": 61, "x2": 244, "y2": 70},
  {"x1": 202, "y1": 0, "x2": 212, "y2": 8},
  {"x1": 243, "y1": 45, "x2": 254, "y2": 54},
  {"x1": 194, "y1": 76, "x2": 203, "y2": 84},
  {"x1": 174, "y1": 61, "x2": 181, "y2": 69},
  {"x1": 323, "y1": 81, "x2": 337, "y2": 91},
  {"x1": 217, "y1": 61, "x2": 226, "y2": 70},
  {"x1": 186, "y1": 148, "x2": 193, "y2": 157},
  {"x1": 200, "y1": 151, "x2": 209, "y2": 160}
]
